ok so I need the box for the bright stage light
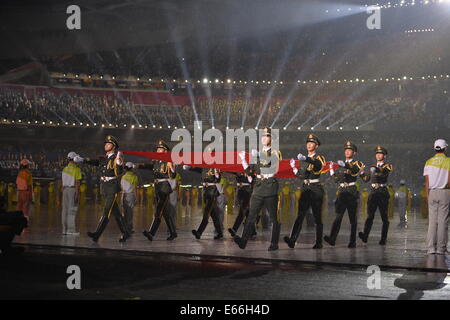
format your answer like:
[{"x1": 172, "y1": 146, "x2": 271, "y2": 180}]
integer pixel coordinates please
[{"x1": 203, "y1": 78, "x2": 208, "y2": 84}]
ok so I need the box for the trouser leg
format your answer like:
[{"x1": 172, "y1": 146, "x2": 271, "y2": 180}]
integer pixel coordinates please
[
  {"x1": 436, "y1": 190, "x2": 450, "y2": 253},
  {"x1": 379, "y1": 192, "x2": 390, "y2": 243},
  {"x1": 148, "y1": 192, "x2": 169, "y2": 236},
  {"x1": 215, "y1": 194, "x2": 226, "y2": 235},
  {"x1": 347, "y1": 193, "x2": 358, "y2": 245},
  {"x1": 240, "y1": 194, "x2": 265, "y2": 247},
  {"x1": 197, "y1": 195, "x2": 216, "y2": 235},
  {"x1": 329, "y1": 192, "x2": 346, "y2": 242},
  {"x1": 92, "y1": 192, "x2": 118, "y2": 238},
  {"x1": 112, "y1": 196, "x2": 127, "y2": 235},
  {"x1": 426, "y1": 191, "x2": 438, "y2": 252},
  {"x1": 398, "y1": 202, "x2": 407, "y2": 223},
  {"x1": 210, "y1": 206, "x2": 223, "y2": 236},
  {"x1": 61, "y1": 189, "x2": 69, "y2": 233},
  {"x1": 264, "y1": 195, "x2": 280, "y2": 246},
  {"x1": 66, "y1": 188, "x2": 77, "y2": 233},
  {"x1": 362, "y1": 192, "x2": 377, "y2": 239},
  {"x1": 233, "y1": 190, "x2": 250, "y2": 231}
]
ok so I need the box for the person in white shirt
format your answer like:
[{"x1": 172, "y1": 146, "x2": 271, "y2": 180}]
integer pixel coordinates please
[
  {"x1": 61, "y1": 152, "x2": 82, "y2": 235},
  {"x1": 121, "y1": 162, "x2": 138, "y2": 234},
  {"x1": 423, "y1": 139, "x2": 450, "y2": 255}
]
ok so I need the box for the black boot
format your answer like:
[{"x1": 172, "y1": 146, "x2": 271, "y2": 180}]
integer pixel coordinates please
[
  {"x1": 284, "y1": 216, "x2": 302, "y2": 248},
  {"x1": 379, "y1": 222, "x2": 389, "y2": 245},
  {"x1": 167, "y1": 233, "x2": 177, "y2": 241},
  {"x1": 88, "y1": 215, "x2": 109, "y2": 242},
  {"x1": 143, "y1": 230, "x2": 153, "y2": 241},
  {"x1": 283, "y1": 236, "x2": 295, "y2": 248},
  {"x1": 358, "y1": 231, "x2": 368, "y2": 243},
  {"x1": 233, "y1": 236, "x2": 246, "y2": 249},
  {"x1": 348, "y1": 224, "x2": 357, "y2": 248},
  {"x1": 87, "y1": 232, "x2": 100, "y2": 242},
  {"x1": 192, "y1": 229, "x2": 201, "y2": 239},
  {"x1": 228, "y1": 228, "x2": 237, "y2": 237},
  {"x1": 269, "y1": 222, "x2": 280, "y2": 251},
  {"x1": 166, "y1": 216, "x2": 177, "y2": 241},
  {"x1": 325, "y1": 215, "x2": 342, "y2": 246},
  {"x1": 313, "y1": 224, "x2": 323, "y2": 249},
  {"x1": 119, "y1": 232, "x2": 131, "y2": 243},
  {"x1": 214, "y1": 233, "x2": 224, "y2": 240},
  {"x1": 324, "y1": 235, "x2": 335, "y2": 246}
]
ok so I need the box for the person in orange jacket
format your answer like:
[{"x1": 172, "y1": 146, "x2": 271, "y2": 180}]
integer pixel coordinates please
[{"x1": 16, "y1": 159, "x2": 33, "y2": 218}]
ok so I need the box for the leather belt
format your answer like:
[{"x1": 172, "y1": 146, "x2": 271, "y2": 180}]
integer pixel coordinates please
[
  {"x1": 304, "y1": 179, "x2": 320, "y2": 185},
  {"x1": 155, "y1": 179, "x2": 170, "y2": 183},
  {"x1": 63, "y1": 186, "x2": 75, "y2": 188},
  {"x1": 371, "y1": 183, "x2": 387, "y2": 189},
  {"x1": 203, "y1": 182, "x2": 220, "y2": 187},
  {"x1": 256, "y1": 174, "x2": 275, "y2": 180},
  {"x1": 339, "y1": 182, "x2": 356, "y2": 188},
  {"x1": 100, "y1": 176, "x2": 117, "y2": 182},
  {"x1": 237, "y1": 183, "x2": 251, "y2": 187}
]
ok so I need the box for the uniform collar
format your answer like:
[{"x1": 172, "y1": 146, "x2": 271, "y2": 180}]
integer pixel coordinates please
[
  {"x1": 346, "y1": 159, "x2": 353, "y2": 163},
  {"x1": 106, "y1": 152, "x2": 115, "y2": 159},
  {"x1": 262, "y1": 146, "x2": 271, "y2": 152},
  {"x1": 308, "y1": 152, "x2": 316, "y2": 157}
]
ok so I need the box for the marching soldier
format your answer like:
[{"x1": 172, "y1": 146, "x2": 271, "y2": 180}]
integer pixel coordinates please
[
  {"x1": 187, "y1": 166, "x2": 224, "y2": 240},
  {"x1": 324, "y1": 141, "x2": 365, "y2": 248},
  {"x1": 234, "y1": 127, "x2": 282, "y2": 251},
  {"x1": 139, "y1": 140, "x2": 177, "y2": 241},
  {"x1": 74, "y1": 135, "x2": 131, "y2": 242},
  {"x1": 284, "y1": 133, "x2": 326, "y2": 249},
  {"x1": 228, "y1": 171, "x2": 255, "y2": 238},
  {"x1": 359, "y1": 145, "x2": 393, "y2": 245}
]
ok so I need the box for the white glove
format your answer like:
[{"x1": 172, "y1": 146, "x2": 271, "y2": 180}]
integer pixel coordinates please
[
  {"x1": 370, "y1": 167, "x2": 376, "y2": 174},
  {"x1": 297, "y1": 153, "x2": 306, "y2": 161},
  {"x1": 238, "y1": 151, "x2": 246, "y2": 161},
  {"x1": 115, "y1": 151, "x2": 123, "y2": 165},
  {"x1": 289, "y1": 158, "x2": 296, "y2": 169},
  {"x1": 329, "y1": 162, "x2": 334, "y2": 169},
  {"x1": 251, "y1": 149, "x2": 259, "y2": 158},
  {"x1": 73, "y1": 155, "x2": 84, "y2": 163},
  {"x1": 183, "y1": 165, "x2": 191, "y2": 170},
  {"x1": 337, "y1": 160, "x2": 345, "y2": 167}
]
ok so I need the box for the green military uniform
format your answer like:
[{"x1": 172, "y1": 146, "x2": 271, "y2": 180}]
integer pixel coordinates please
[
  {"x1": 190, "y1": 167, "x2": 224, "y2": 239},
  {"x1": 140, "y1": 140, "x2": 177, "y2": 241},
  {"x1": 85, "y1": 135, "x2": 130, "y2": 242},
  {"x1": 324, "y1": 141, "x2": 364, "y2": 248},
  {"x1": 234, "y1": 127, "x2": 282, "y2": 251},
  {"x1": 359, "y1": 145, "x2": 393, "y2": 245},
  {"x1": 285, "y1": 134, "x2": 326, "y2": 249}
]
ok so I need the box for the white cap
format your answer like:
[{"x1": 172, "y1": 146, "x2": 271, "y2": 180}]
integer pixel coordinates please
[
  {"x1": 434, "y1": 139, "x2": 448, "y2": 151},
  {"x1": 67, "y1": 152, "x2": 78, "y2": 160},
  {"x1": 125, "y1": 162, "x2": 134, "y2": 168},
  {"x1": 400, "y1": 179, "x2": 405, "y2": 185}
]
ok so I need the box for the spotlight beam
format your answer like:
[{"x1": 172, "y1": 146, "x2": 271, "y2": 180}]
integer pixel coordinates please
[
  {"x1": 164, "y1": 4, "x2": 199, "y2": 124},
  {"x1": 256, "y1": 33, "x2": 298, "y2": 128}
]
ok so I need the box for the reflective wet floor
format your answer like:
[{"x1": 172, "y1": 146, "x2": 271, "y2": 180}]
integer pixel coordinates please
[{"x1": 11, "y1": 200, "x2": 450, "y2": 272}]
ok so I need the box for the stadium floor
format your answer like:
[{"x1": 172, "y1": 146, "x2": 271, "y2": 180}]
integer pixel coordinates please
[{"x1": 12, "y1": 202, "x2": 449, "y2": 272}]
